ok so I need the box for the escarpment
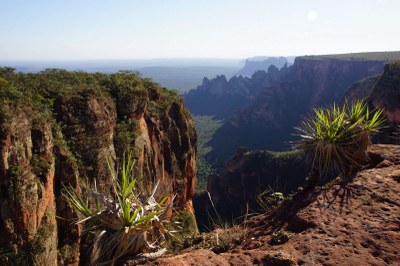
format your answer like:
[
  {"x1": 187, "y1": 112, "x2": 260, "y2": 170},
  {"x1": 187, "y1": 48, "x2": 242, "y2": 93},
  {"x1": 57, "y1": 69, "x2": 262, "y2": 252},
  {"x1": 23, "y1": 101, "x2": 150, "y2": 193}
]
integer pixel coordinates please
[
  {"x1": 370, "y1": 62, "x2": 400, "y2": 124},
  {"x1": 206, "y1": 57, "x2": 386, "y2": 165},
  {"x1": 343, "y1": 62, "x2": 400, "y2": 143},
  {"x1": 183, "y1": 65, "x2": 289, "y2": 118},
  {"x1": 0, "y1": 69, "x2": 196, "y2": 265}
]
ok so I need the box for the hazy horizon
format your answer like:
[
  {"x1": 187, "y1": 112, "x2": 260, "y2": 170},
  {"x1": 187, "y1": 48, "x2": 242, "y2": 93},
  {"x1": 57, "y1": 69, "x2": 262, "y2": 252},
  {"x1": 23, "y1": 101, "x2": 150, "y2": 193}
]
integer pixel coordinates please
[{"x1": 1, "y1": 0, "x2": 399, "y2": 61}]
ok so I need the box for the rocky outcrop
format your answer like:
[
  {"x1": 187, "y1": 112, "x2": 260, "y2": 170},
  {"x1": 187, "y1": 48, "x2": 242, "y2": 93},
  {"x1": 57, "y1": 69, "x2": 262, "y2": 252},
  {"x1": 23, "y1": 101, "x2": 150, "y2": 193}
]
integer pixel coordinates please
[
  {"x1": 370, "y1": 62, "x2": 400, "y2": 124},
  {"x1": 343, "y1": 62, "x2": 400, "y2": 144},
  {"x1": 370, "y1": 63, "x2": 400, "y2": 144},
  {"x1": 342, "y1": 75, "x2": 380, "y2": 103},
  {"x1": 147, "y1": 144, "x2": 400, "y2": 266},
  {"x1": 183, "y1": 65, "x2": 289, "y2": 118},
  {"x1": 0, "y1": 69, "x2": 196, "y2": 265},
  {"x1": 0, "y1": 105, "x2": 59, "y2": 265}
]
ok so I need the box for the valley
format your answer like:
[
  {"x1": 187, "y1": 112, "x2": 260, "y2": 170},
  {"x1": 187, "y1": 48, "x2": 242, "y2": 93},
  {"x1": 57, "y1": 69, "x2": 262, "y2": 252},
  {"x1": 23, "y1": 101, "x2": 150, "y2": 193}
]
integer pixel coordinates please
[{"x1": 1, "y1": 51, "x2": 400, "y2": 265}]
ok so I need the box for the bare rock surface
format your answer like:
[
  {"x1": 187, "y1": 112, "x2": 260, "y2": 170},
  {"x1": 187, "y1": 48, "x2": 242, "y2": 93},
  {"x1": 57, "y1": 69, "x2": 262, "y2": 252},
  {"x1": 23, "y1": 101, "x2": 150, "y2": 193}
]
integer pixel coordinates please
[{"x1": 143, "y1": 144, "x2": 399, "y2": 266}]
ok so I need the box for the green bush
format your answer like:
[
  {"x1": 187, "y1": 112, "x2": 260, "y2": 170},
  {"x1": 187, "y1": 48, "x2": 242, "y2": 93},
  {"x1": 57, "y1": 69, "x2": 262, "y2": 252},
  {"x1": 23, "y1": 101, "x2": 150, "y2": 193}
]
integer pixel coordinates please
[
  {"x1": 62, "y1": 154, "x2": 175, "y2": 265},
  {"x1": 293, "y1": 100, "x2": 384, "y2": 184}
]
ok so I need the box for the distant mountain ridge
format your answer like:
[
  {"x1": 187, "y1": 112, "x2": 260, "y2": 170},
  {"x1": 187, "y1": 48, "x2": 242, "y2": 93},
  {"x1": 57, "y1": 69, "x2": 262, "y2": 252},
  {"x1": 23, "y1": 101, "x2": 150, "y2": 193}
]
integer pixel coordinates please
[
  {"x1": 237, "y1": 56, "x2": 290, "y2": 76},
  {"x1": 183, "y1": 65, "x2": 289, "y2": 118}
]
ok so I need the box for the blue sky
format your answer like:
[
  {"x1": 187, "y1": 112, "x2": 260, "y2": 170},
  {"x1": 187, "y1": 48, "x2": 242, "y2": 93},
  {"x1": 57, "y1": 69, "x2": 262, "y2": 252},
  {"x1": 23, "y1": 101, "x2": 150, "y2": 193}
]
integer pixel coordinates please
[{"x1": 1, "y1": 0, "x2": 399, "y2": 60}]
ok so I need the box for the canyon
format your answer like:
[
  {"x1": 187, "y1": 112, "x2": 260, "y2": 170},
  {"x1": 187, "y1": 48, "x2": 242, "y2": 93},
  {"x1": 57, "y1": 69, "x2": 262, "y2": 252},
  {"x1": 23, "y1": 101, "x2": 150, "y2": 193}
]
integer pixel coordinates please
[{"x1": 0, "y1": 52, "x2": 399, "y2": 265}]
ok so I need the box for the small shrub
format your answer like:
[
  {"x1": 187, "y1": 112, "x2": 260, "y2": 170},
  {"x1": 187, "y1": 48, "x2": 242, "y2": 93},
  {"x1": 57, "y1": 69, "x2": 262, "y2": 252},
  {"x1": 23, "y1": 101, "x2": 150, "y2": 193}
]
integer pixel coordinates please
[
  {"x1": 187, "y1": 192, "x2": 248, "y2": 254},
  {"x1": 166, "y1": 211, "x2": 198, "y2": 254},
  {"x1": 0, "y1": 77, "x2": 7, "y2": 87},
  {"x1": 190, "y1": 226, "x2": 247, "y2": 254},
  {"x1": 31, "y1": 154, "x2": 52, "y2": 181},
  {"x1": 31, "y1": 221, "x2": 55, "y2": 255},
  {"x1": 0, "y1": 248, "x2": 13, "y2": 265},
  {"x1": 114, "y1": 119, "x2": 140, "y2": 156},
  {"x1": 59, "y1": 243, "x2": 80, "y2": 263},
  {"x1": 9, "y1": 164, "x2": 25, "y2": 202},
  {"x1": 293, "y1": 100, "x2": 384, "y2": 184},
  {"x1": 210, "y1": 226, "x2": 246, "y2": 253},
  {"x1": 62, "y1": 154, "x2": 174, "y2": 265}
]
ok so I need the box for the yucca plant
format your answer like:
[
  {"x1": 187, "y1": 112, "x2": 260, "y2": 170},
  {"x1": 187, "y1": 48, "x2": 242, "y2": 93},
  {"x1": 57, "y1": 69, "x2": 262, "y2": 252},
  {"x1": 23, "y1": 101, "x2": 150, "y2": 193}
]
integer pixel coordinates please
[
  {"x1": 293, "y1": 100, "x2": 384, "y2": 185},
  {"x1": 62, "y1": 154, "x2": 175, "y2": 265}
]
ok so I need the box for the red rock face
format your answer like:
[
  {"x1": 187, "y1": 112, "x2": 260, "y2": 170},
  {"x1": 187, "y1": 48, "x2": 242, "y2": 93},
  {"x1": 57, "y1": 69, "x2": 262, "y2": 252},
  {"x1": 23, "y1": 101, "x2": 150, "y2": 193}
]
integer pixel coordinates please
[
  {"x1": 198, "y1": 149, "x2": 307, "y2": 230},
  {"x1": 54, "y1": 93, "x2": 117, "y2": 196},
  {"x1": 342, "y1": 75, "x2": 380, "y2": 103},
  {"x1": 0, "y1": 74, "x2": 196, "y2": 265},
  {"x1": 371, "y1": 63, "x2": 400, "y2": 124},
  {"x1": 0, "y1": 105, "x2": 58, "y2": 265},
  {"x1": 134, "y1": 101, "x2": 197, "y2": 212},
  {"x1": 290, "y1": 58, "x2": 384, "y2": 109},
  {"x1": 342, "y1": 62, "x2": 400, "y2": 143}
]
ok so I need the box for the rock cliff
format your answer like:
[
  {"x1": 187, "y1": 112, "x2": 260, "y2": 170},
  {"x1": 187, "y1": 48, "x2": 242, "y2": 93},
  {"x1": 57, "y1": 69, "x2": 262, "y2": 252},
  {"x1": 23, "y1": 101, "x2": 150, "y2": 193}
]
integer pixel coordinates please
[
  {"x1": 207, "y1": 57, "x2": 386, "y2": 165},
  {"x1": 196, "y1": 149, "x2": 307, "y2": 229},
  {"x1": 342, "y1": 75, "x2": 380, "y2": 103},
  {"x1": 343, "y1": 62, "x2": 400, "y2": 143},
  {"x1": 370, "y1": 62, "x2": 400, "y2": 124},
  {"x1": 183, "y1": 65, "x2": 289, "y2": 118},
  {"x1": 0, "y1": 69, "x2": 196, "y2": 265}
]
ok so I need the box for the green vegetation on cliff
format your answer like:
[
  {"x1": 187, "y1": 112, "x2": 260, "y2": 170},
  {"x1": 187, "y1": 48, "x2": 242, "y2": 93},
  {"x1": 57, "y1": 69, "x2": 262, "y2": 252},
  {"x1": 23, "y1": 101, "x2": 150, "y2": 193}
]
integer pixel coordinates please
[
  {"x1": 302, "y1": 51, "x2": 400, "y2": 61},
  {"x1": 0, "y1": 68, "x2": 185, "y2": 161},
  {"x1": 193, "y1": 115, "x2": 222, "y2": 192},
  {"x1": 0, "y1": 67, "x2": 197, "y2": 265}
]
